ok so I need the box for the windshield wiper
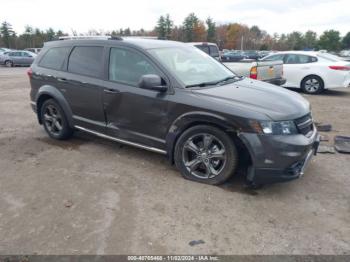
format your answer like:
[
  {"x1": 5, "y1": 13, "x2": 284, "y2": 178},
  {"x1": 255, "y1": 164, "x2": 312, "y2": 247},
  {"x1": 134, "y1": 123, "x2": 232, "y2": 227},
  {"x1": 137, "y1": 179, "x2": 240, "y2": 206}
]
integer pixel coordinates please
[
  {"x1": 215, "y1": 75, "x2": 244, "y2": 85},
  {"x1": 185, "y1": 76, "x2": 244, "y2": 88},
  {"x1": 185, "y1": 81, "x2": 218, "y2": 88}
]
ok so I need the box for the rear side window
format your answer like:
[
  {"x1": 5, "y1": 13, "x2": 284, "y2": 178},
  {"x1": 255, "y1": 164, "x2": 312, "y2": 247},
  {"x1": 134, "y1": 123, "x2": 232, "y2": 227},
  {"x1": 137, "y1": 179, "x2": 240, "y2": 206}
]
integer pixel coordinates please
[
  {"x1": 285, "y1": 54, "x2": 317, "y2": 64},
  {"x1": 209, "y1": 45, "x2": 219, "y2": 57},
  {"x1": 263, "y1": 54, "x2": 284, "y2": 61},
  {"x1": 195, "y1": 45, "x2": 210, "y2": 54},
  {"x1": 39, "y1": 47, "x2": 70, "y2": 70},
  {"x1": 109, "y1": 47, "x2": 158, "y2": 86},
  {"x1": 68, "y1": 46, "x2": 104, "y2": 78}
]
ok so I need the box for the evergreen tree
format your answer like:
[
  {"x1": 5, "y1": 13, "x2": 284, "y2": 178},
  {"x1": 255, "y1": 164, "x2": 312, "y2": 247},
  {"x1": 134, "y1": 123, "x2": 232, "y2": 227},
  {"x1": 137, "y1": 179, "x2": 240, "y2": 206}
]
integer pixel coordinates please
[
  {"x1": 206, "y1": 17, "x2": 216, "y2": 42},
  {"x1": 318, "y1": 30, "x2": 341, "y2": 51},
  {"x1": 156, "y1": 15, "x2": 166, "y2": 38},
  {"x1": 0, "y1": 21, "x2": 15, "y2": 48}
]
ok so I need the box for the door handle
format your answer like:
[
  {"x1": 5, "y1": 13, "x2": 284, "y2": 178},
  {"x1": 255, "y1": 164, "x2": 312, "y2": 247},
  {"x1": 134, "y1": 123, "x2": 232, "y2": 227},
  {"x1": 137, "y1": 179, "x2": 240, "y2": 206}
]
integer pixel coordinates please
[{"x1": 104, "y1": 88, "x2": 120, "y2": 94}]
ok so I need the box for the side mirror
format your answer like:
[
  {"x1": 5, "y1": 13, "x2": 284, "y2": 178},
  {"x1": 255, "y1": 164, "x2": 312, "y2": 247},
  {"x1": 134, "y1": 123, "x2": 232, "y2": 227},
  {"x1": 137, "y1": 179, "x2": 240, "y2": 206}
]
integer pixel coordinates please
[{"x1": 138, "y1": 74, "x2": 167, "y2": 92}]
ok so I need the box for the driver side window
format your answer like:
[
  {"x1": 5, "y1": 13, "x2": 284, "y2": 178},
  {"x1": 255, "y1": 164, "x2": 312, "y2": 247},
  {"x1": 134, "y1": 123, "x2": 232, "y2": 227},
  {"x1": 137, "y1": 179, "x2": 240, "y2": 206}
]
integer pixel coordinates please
[{"x1": 109, "y1": 48, "x2": 159, "y2": 86}]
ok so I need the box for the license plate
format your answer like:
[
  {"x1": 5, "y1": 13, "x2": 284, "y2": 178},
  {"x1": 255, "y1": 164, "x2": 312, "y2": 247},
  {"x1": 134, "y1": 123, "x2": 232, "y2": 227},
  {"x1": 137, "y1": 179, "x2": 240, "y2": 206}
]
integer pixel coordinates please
[{"x1": 268, "y1": 67, "x2": 274, "y2": 77}]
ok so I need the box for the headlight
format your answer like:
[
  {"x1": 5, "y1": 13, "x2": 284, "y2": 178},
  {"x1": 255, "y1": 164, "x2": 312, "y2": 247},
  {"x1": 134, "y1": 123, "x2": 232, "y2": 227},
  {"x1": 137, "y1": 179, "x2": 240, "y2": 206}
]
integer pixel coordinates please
[{"x1": 259, "y1": 120, "x2": 298, "y2": 135}]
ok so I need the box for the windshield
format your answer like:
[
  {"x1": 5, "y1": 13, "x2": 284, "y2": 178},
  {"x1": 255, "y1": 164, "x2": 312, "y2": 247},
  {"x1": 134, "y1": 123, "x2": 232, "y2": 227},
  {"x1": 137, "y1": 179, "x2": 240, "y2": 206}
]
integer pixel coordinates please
[{"x1": 148, "y1": 46, "x2": 235, "y2": 87}]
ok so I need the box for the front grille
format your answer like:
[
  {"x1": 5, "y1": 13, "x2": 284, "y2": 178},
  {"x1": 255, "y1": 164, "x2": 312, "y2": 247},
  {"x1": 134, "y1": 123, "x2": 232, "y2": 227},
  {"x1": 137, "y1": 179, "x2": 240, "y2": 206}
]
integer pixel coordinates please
[{"x1": 295, "y1": 113, "x2": 314, "y2": 137}]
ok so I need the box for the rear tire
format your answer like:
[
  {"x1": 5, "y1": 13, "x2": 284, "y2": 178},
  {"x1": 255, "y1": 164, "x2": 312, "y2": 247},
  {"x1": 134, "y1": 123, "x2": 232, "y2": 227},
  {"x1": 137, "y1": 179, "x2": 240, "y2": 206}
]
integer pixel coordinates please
[
  {"x1": 40, "y1": 99, "x2": 73, "y2": 140},
  {"x1": 174, "y1": 125, "x2": 238, "y2": 185},
  {"x1": 5, "y1": 60, "x2": 13, "y2": 67},
  {"x1": 301, "y1": 75, "x2": 324, "y2": 94}
]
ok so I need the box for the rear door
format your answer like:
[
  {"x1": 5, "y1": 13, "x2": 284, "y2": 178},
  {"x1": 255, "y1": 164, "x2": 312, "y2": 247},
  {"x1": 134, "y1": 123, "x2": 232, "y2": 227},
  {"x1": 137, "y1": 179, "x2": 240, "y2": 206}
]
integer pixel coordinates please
[
  {"x1": 282, "y1": 54, "x2": 316, "y2": 87},
  {"x1": 62, "y1": 45, "x2": 106, "y2": 132},
  {"x1": 21, "y1": 51, "x2": 34, "y2": 65}
]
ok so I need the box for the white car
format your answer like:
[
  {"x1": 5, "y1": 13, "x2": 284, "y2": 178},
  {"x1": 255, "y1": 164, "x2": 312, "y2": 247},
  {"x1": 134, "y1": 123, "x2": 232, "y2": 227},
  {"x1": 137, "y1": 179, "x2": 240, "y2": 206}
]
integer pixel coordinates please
[{"x1": 261, "y1": 51, "x2": 350, "y2": 94}]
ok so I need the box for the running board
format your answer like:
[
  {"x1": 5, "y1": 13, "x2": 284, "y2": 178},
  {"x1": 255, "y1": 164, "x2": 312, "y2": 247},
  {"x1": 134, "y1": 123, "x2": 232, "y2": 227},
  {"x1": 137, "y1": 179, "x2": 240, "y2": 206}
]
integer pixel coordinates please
[{"x1": 74, "y1": 125, "x2": 167, "y2": 155}]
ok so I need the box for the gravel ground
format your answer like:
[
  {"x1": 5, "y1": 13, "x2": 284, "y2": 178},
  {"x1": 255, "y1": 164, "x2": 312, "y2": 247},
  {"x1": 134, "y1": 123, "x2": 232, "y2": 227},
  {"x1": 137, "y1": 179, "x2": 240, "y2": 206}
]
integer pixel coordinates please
[{"x1": 0, "y1": 67, "x2": 349, "y2": 255}]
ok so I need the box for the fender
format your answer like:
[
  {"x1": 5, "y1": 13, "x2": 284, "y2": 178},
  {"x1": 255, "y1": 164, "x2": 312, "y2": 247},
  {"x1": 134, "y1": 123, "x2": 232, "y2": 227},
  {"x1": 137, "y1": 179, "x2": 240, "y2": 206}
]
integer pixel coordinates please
[
  {"x1": 165, "y1": 111, "x2": 238, "y2": 162},
  {"x1": 35, "y1": 85, "x2": 74, "y2": 128}
]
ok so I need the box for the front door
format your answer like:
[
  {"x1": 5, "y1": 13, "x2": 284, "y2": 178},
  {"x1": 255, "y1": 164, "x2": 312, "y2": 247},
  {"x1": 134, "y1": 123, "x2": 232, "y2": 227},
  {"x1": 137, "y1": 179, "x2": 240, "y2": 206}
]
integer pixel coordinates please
[{"x1": 102, "y1": 46, "x2": 170, "y2": 150}]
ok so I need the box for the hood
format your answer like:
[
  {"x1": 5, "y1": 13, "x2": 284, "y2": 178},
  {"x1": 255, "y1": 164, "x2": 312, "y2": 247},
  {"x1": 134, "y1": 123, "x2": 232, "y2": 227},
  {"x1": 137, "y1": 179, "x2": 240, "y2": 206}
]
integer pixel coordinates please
[{"x1": 191, "y1": 78, "x2": 310, "y2": 121}]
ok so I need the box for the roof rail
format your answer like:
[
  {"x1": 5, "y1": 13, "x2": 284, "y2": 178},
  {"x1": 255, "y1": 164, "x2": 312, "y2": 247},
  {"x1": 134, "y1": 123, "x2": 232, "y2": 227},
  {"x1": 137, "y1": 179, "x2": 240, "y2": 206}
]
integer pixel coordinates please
[{"x1": 58, "y1": 35, "x2": 123, "y2": 41}]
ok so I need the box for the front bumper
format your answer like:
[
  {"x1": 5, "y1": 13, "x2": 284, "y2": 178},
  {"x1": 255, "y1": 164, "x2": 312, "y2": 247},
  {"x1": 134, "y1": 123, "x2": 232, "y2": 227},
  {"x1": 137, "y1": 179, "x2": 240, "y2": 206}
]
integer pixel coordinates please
[{"x1": 239, "y1": 127, "x2": 320, "y2": 185}]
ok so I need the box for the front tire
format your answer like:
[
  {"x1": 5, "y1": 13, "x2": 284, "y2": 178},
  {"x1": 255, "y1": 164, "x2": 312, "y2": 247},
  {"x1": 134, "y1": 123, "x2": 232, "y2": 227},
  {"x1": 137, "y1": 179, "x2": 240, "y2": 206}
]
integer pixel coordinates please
[
  {"x1": 174, "y1": 125, "x2": 238, "y2": 185},
  {"x1": 301, "y1": 76, "x2": 324, "y2": 94},
  {"x1": 40, "y1": 99, "x2": 73, "y2": 140}
]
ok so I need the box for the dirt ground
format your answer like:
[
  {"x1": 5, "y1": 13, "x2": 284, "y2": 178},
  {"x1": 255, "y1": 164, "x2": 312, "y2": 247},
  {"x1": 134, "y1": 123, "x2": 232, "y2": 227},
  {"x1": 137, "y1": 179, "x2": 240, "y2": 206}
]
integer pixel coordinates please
[{"x1": 0, "y1": 67, "x2": 349, "y2": 255}]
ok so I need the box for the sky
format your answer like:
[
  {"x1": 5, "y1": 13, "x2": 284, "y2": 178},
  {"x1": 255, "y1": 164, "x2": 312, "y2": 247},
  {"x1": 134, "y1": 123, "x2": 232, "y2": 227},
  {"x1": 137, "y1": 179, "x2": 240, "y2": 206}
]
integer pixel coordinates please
[{"x1": 2, "y1": 0, "x2": 350, "y2": 36}]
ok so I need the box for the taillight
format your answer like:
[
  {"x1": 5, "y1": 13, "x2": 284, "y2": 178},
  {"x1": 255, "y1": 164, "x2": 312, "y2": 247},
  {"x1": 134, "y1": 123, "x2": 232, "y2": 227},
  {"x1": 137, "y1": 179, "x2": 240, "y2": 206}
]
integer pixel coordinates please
[
  {"x1": 27, "y1": 68, "x2": 33, "y2": 78},
  {"x1": 250, "y1": 66, "x2": 258, "y2": 79},
  {"x1": 329, "y1": 65, "x2": 350, "y2": 71}
]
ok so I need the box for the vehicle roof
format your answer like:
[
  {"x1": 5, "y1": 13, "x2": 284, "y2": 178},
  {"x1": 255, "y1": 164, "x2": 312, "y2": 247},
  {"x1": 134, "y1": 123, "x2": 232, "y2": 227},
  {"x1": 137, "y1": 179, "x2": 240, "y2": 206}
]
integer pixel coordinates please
[
  {"x1": 187, "y1": 42, "x2": 218, "y2": 46},
  {"x1": 44, "y1": 38, "x2": 186, "y2": 50},
  {"x1": 272, "y1": 51, "x2": 319, "y2": 56}
]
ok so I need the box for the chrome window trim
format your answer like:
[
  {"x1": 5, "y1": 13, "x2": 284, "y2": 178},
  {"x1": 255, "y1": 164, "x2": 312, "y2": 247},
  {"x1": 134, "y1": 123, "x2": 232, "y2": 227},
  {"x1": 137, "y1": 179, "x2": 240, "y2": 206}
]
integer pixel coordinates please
[{"x1": 74, "y1": 125, "x2": 167, "y2": 155}]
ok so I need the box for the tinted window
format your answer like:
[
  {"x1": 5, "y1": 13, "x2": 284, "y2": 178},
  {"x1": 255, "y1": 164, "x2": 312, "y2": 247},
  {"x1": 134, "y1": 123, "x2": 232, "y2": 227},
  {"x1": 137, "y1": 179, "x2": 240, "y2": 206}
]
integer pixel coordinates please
[
  {"x1": 285, "y1": 54, "x2": 316, "y2": 64},
  {"x1": 195, "y1": 45, "x2": 210, "y2": 54},
  {"x1": 263, "y1": 54, "x2": 284, "y2": 61},
  {"x1": 22, "y1": 52, "x2": 32, "y2": 57},
  {"x1": 209, "y1": 45, "x2": 219, "y2": 56},
  {"x1": 68, "y1": 46, "x2": 103, "y2": 78},
  {"x1": 39, "y1": 47, "x2": 70, "y2": 70},
  {"x1": 109, "y1": 48, "x2": 158, "y2": 86}
]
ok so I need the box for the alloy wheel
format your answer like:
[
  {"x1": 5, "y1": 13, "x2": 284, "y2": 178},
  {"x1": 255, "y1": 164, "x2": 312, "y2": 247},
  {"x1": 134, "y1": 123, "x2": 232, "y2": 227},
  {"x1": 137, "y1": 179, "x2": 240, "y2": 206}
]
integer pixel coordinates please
[
  {"x1": 43, "y1": 104, "x2": 63, "y2": 136},
  {"x1": 182, "y1": 133, "x2": 227, "y2": 179},
  {"x1": 304, "y1": 78, "x2": 320, "y2": 93},
  {"x1": 5, "y1": 61, "x2": 13, "y2": 67}
]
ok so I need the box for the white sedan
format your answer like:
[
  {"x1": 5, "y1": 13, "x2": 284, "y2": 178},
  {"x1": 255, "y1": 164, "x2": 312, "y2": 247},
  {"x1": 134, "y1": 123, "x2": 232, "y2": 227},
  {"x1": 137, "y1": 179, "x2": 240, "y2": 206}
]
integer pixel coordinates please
[{"x1": 261, "y1": 51, "x2": 350, "y2": 94}]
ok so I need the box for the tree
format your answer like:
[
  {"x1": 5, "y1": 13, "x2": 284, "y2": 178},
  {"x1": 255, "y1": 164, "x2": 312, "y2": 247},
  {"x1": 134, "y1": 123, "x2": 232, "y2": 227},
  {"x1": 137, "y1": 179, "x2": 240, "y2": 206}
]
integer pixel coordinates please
[
  {"x1": 156, "y1": 15, "x2": 166, "y2": 39},
  {"x1": 182, "y1": 13, "x2": 199, "y2": 42},
  {"x1": 193, "y1": 21, "x2": 206, "y2": 42},
  {"x1": 46, "y1": 28, "x2": 55, "y2": 41},
  {"x1": 206, "y1": 17, "x2": 216, "y2": 42},
  {"x1": 342, "y1": 32, "x2": 350, "y2": 49},
  {"x1": 0, "y1": 21, "x2": 15, "y2": 48},
  {"x1": 164, "y1": 14, "x2": 173, "y2": 39},
  {"x1": 318, "y1": 30, "x2": 341, "y2": 51},
  {"x1": 124, "y1": 28, "x2": 131, "y2": 36},
  {"x1": 303, "y1": 30, "x2": 317, "y2": 50},
  {"x1": 286, "y1": 31, "x2": 304, "y2": 50}
]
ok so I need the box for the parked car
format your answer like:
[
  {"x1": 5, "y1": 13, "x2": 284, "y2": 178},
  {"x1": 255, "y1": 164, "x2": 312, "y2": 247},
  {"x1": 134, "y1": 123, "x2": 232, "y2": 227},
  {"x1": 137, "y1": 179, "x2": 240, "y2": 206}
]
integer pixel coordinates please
[
  {"x1": 221, "y1": 51, "x2": 246, "y2": 62},
  {"x1": 258, "y1": 50, "x2": 272, "y2": 59},
  {"x1": 0, "y1": 50, "x2": 37, "y2": 67},
  {"x1": 28, "y1": 37, "x2": 319, "y2": 186},
  {"x1": 243, "y1": 50, "x2": 260, "y2": 60},
  {"x1": 25, "y1": 48, "x2": 42, "y2": 54},
  {"x1": 261, "y1": 51, "x2": 350, "y2": 94},
  {"x1": 187, "y1": 42, "x2": 221, "y2": 61},
  {"x1": 0, "y1": 47, "x2": 11, "y2": 54}
]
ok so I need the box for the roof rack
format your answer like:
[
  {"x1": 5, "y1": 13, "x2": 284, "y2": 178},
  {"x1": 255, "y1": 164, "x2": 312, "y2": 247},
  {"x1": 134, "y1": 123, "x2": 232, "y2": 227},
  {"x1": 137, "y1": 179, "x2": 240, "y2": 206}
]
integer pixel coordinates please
[{"x1": 58, "y1": 35, "x2": 123, "y2": 41}]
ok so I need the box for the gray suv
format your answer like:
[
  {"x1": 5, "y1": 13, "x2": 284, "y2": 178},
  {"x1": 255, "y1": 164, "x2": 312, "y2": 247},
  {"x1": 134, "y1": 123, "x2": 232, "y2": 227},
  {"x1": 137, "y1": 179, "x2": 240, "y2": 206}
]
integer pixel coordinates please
[{"x1": 28, "y1": 37, "x2": 319, "y2": 186}]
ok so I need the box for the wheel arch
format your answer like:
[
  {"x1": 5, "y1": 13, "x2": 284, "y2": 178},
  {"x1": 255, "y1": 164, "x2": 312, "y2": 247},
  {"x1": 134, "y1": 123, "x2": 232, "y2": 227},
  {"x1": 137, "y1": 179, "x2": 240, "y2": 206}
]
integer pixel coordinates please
[
  {"x1": 35, "y1": 85, "x2": 74, "y2": 127},
  {"x1": 300, "y1": 74, "x2": 325, "y2": 89},
  {"x1": 165, "y1": 111, "x2": 251, "y2": 165}
]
